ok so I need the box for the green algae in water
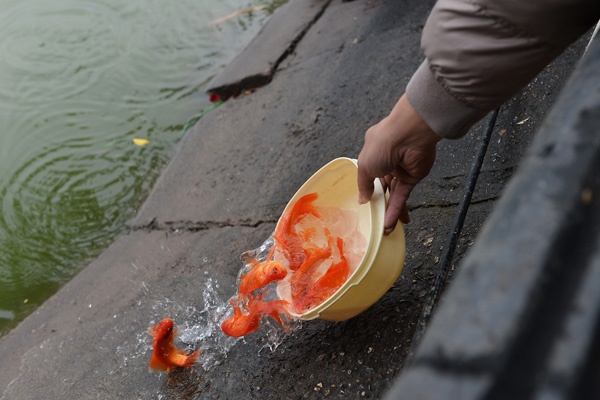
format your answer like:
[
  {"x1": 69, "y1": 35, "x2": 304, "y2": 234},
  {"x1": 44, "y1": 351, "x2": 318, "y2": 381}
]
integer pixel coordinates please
[{"x1": 0, "y1": 0, "x2": 285, "y2": 336}]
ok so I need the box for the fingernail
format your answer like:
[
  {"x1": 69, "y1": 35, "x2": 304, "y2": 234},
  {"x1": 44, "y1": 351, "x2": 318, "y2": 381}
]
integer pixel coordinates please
[{"x1": 384, "y1": 227, "x2": 393, "y2": 236}]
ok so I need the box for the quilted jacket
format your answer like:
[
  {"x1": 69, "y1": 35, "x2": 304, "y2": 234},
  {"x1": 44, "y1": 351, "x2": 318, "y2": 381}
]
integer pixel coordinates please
[{"x1": 406, "y1": 0, "x2": 600, "y2": 138}]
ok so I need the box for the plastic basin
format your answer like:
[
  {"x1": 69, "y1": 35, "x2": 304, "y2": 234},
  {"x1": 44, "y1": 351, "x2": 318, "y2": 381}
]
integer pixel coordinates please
[{"x1": 276, "y1": 157, "x2": 406, "y2": 321}]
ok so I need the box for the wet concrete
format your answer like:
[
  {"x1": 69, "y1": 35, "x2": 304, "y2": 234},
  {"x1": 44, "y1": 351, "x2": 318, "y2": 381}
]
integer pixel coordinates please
[{"x1": 0, "y1": 0, "x2": 591, "y2": 399}]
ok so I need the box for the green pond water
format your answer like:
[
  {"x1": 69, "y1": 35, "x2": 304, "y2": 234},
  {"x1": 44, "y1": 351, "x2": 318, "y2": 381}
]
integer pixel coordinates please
[{"x1": 0, "y1": 0, "x2": 285, "y2": 336}]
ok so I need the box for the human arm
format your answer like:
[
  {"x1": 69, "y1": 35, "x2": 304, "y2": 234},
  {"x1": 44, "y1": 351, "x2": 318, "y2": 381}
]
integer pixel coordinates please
[{"x1": 358, "y1": 0, "x2": 598, "y2": 233}]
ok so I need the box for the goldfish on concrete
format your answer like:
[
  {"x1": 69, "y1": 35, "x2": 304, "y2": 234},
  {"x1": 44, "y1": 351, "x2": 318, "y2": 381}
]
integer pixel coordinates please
[{"x1": 148, "y1": 318, "x2": 200, "y2": 373}]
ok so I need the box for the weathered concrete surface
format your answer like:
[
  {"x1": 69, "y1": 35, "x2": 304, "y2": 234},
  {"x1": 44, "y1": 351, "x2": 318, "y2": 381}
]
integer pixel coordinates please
[{"x1": 0, "y1": 0, "x2": 590, "y2": 399}]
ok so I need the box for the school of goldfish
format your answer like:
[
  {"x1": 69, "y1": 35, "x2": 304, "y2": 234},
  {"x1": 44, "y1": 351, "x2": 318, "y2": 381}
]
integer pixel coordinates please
[
  {"x1": 148, "y1": 192, "x2": 363, "y2": 372},
  {"x1": 221, "y1": 192, "x2": 355, "y2": 337}
]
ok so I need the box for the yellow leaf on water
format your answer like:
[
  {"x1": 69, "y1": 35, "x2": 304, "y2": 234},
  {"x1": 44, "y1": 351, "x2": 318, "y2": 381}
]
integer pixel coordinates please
[{"x1": 133, "y1": 138, "x2": 150, "y2": 146}]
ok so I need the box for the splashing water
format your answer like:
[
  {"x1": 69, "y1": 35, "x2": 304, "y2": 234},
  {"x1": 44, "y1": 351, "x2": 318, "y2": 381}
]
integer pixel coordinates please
[
  {"x1": 144, "y1": 193, "x2": 367, "y2": 373},
  {"x1": 178, "y1": 279, "x2": 239, "y2": 369},
  {"x1": 146, "y1": 278, "x2": 238, "y2": 371},
  {"x1": 142, "y1": 267, "x2": 298, "y2": 376}
]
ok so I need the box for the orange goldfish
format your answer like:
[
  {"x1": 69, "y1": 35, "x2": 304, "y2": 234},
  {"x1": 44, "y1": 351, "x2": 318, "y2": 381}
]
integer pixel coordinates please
[
  {"x1": 148, "y1": 318, "x2": 200, "y2": 373},
  {"x1": 274, "y1": 193, "x2": 320, "y2": 270},
  {"x1": 220, "y1": 301, "x2": 260, "y2": 338},
  {"x1": 289, "y1": 234, "x2": 334, "y2": 307},
  {"x1": 221, "y1": 297, "x2": 289, "y2": 338},
  {"x1": 294, "y1": 237, "x2": 349, "y2": 312},
  {"x1": 239, "y1": 260, "x2": 287, "y2": 295}
]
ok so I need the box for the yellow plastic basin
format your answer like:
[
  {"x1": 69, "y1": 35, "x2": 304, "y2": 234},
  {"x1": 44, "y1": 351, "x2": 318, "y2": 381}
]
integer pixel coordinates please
[{"x1": 276, "y1": 157, "x2": 406, "y2": 322}]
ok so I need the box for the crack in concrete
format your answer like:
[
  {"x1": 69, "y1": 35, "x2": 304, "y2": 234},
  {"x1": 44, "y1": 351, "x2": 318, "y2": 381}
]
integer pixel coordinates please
[
  {"x1": 132, "y1": 217, "x2": 277, "y2": 233},
  {"x1": 269, "y1": 0, "x2": 333, "y2": 76},
  {"x1": 409, "y1": 195, "x2": 500, "y2": 211}
]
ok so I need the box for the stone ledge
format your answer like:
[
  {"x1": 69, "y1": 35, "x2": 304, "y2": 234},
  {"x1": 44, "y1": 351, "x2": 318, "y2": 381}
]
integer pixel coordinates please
[{"x1": 206, "y1": 0, "x2": 331, "y2": 99}]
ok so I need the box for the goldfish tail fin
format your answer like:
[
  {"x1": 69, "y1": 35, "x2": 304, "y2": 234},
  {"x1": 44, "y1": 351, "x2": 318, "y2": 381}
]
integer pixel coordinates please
[
  {"x1": 149, "y1": 355, "x2": 170, "y2": 373},
  {"x1": 182, "y1": 349, "x2": 201, "y2": 367}
]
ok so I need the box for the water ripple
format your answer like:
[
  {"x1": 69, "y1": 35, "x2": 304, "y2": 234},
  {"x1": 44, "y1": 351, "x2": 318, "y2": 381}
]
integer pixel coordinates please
[
  {"x1": 0, "y1": 0, "x2": 281, "y2": 337},
  {"x1": 0, "y1": 1, "x2": 129, "y2": 108},
  {"x1": 0, "y1": 112, "x2": 168, "y2": 334}
]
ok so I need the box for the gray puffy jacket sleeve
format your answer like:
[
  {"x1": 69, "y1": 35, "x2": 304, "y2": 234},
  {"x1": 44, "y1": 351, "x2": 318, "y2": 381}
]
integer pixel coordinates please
[{"x1": 406, "y1": 0, "x2": 599, "y2": 139}]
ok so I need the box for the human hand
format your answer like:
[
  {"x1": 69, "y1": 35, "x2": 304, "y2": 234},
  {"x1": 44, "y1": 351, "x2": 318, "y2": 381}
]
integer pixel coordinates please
[{"x1": 357, "y1": 94, "x2": 441, "y2": 234}]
